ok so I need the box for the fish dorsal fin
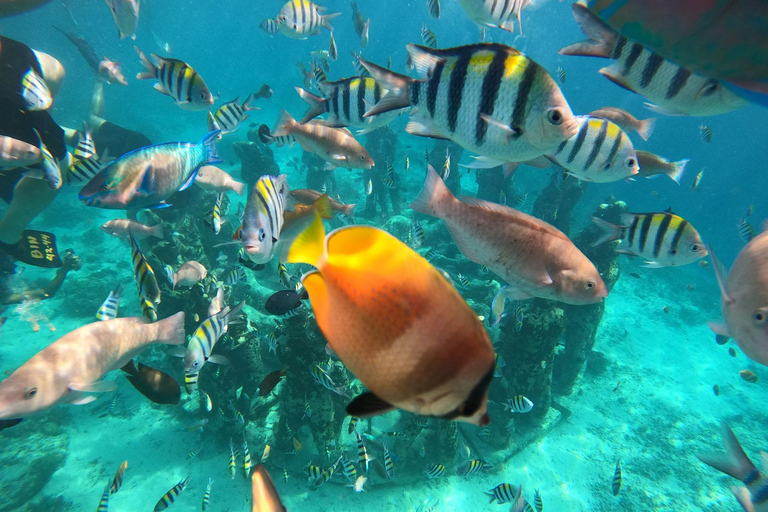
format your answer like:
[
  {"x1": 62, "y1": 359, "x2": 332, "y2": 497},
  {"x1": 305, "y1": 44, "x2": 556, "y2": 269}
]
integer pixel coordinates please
[
  {"x1": 346, "y1": 392, "x2": 396, "y2": 418},
  {"x1": 664, "y1": 206, "x2": 673, "y2": 214},
  {"x1": 459, "y1": 195, "x2": 570, "y2": 242},
  {"x1": 707, "y1": 245, "x2": 733, "y2": 304}
]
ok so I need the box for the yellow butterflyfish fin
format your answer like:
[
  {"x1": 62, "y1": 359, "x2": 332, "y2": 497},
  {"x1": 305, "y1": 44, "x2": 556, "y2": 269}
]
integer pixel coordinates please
[{"x1": 287, "y1": 213, "x2": 326, "y2": 266}]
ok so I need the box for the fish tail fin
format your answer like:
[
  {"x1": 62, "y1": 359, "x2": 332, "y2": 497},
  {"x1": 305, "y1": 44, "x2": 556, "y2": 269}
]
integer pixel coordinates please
[
  {"x1": 258, "y1": 124, "x2": 275, "y2": 145},
  {"x1": 225, "y1": 300, "x2": 246, "y2": 323},
  {"x1": 697, "y1": 421, "x2": 758, "y2": 484},
  {"x1": 114, "y1": 282, "x2": 123, "y2": 299},
  {"x1": 342, "y1": 203, "x2": 356, "y2": 220},
  {"x1": 151, "y1": 224, "x2": 164, "y2": 239},
  {"x1": 242, "y1": 93, "x2": 259, "y2": 111},
  {"x1": 559, "y1": 4, "x2": 616, "y2": 58},
  {"x1": 361, "y1": 60, "x2": 413, "y2": 117},
  {"x1": 666, "y1": 158, "x2": 688, "y2": 185},
  {"x1": 155, "y1": 311, "x2": 186, "y2": 345},
  {"x1": 321, "y1": 12, "x2": 341, "y2": 31},
  {"x1": 287, "y1": 214, "x2": 326, "y2": 266},
  {"x1": 296, "y1": 87, "x2": 326, "y2": 124},
  {"x1": 272, "y1": 109, "x2": 298, "y2": 138},
  {"x1": 590, "y1": 216, "x2": 623, "y2": 247},
  {"x1": 637, "y1": 117, "x2": 656, "y2": 141},
  {"x1": 134, "y1": 45, "x2": 156, "y2": 80},
  {"x1": 409, "y1": 164, "x2": 453, "y2": 217},
  {"x1": 200, "y1": 130, "x2": 222, "y2": 164},
  {"x1": 314, "y1": 194, "x2": 334, "y2": 219}
]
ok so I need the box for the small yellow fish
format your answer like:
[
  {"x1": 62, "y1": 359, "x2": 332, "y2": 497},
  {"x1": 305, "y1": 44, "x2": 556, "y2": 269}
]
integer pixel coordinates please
[{"x1": 261, "y1": 444, "x2": 271, "y2": 462}]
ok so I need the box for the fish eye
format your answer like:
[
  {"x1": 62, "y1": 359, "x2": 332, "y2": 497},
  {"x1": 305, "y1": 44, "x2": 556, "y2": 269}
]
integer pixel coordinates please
[
  {"x1": 200, "y1": 93, "x2": 207, "y2": 100},
  {"x1": 586, "y1": 280, "x2": 595, "y2": 289},
  {"x1": 626, "y1": 158, "x2": 636, "y2": 168},
  {"x1": 701, "y1": 81, "x2": 719, "y2": 97},
  {"x1": 258, "y1": 228, "x2": 266, "y2": 242},
  {"x1": 754, "y1": 311, "x2": 767, "y2": 324},
  {"x1": 669, "y1": 249, "x2": 677, "y2": 255},
  {"x1": 690, "y1": 244, "x2": 700, "y2": 252},
  {"x1": 24, "y1": 387, "x2": 37, "y2": 399},
  {"x1": 547, "y1": 110, "x2": 563, "y2": 125}
]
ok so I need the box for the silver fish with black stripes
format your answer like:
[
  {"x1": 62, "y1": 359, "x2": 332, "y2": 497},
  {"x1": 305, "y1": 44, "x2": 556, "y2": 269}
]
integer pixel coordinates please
[
  {"x1": 275, "y1": 0, "x2": 340, "y2": 39},
  {"x1": 134, "y1": 46, "x2": 214, "y2": 111},
  {"x1": 548, "y1": 115, "x2": 639, "y2": 183},
  {"x1": 295, "y1": 76, "x2": 401, "y2": 134},
  {"x1": 560, "y1": 4, "x2": 748, "y2": 116},
  {"x1": 591, "y1": 209, "x2": 707, "y2": 268},
  {"x1": 362, "y1": 43, "x2": 578, "y2": 166}
]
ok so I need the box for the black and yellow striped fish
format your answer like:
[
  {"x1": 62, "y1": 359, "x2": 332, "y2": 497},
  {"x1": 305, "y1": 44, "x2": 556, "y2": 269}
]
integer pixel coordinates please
[
  {"x1": 109, "y1": 460, "x2": 128, "y2": 494},
  {"x1": 208, "y1": 95, "x2": 258, "y2": 136},
  {"x1": 242, "y1": 436, "x2": 252, "y2": 479},
  {"x1": 561, "y1": 4, "x2": 747, "y2": 116},
  {"x1": 276, "y1": 0, "x2": 340, "y2": 39},
  {"x1": 67, "y1": 156, "x2": 103, "y2": 185},
  {"x1": 296, "y1": 76, "x2": 398, "y2": 134},
  {"x1": 74, "y1": 125, "x2": 96, "y2": 159},
  {"x1": 153, "y1": 475, "x2": 190, "y2": 511},
  {"x1": 96, "y1": 483, "x2": 110, "y2": 512},
  {"x1": 534, "y1": 489, "x2": 543, "y2": 511},
  {"x1": 135, "y1": 46, "x2": 213, "y2": 111},
  {"x1": 355, "y1": 430, "x2": 370, "y2": 473},
  {"x1": 421, "y1": 24, "x2": 437, "y2": 48},
  {"x1": 592, "y1": 210, "x2": 707, "y2": 268},
  {"x1": 201, "y1": 478, "x2": 213, "y2": 511},
  {"x1": 184, "y1": 371, "x2": 199, "y2": 394},
  {"x1": 340, "y1": 455, "x2": 357, "y2": 482},
  {"x1": 457, "y1": 459, "x2": 491, "y2": 476},
  {"x1": 140, "y1": 296, "x2": 158, "y2": 322},
  {"x1": 306, "y1": 463, "x2": 323, "y2": 482},
  {"x1": 128, "y1": 233, "x2": 160, "y2": 321},
  {"x1": 96, "y1": 284, "x2": 122, "y2": 321},
  {"x1": 425, "y1": 463, "x2": 446, "y2": 478},
  {"x1": 228, "y1": 438, "x2": 237, "y2": 479},
  {"x1": 611, "y1": 460, "x2": 622, "y2": 496},
  {"x1": 485, "y1": 483, "x2": 517, "y2": 504},
  {"x1": 550, "y1": 116, "x2": 639, "y2": 183},
  {"x1": 383, "y1": 446, "x2": 394, "y2": 479},
  {"x1": 348, "y1": 416, "x2": 359, "y2": 434},
  {"x1": 363, "y1": 43, "x2": 577, "y2": 166}
]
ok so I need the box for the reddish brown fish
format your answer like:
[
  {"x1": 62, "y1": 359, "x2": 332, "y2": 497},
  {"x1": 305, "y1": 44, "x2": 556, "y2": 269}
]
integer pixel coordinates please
[
  {"x1": 411, "y1": 166, "x2": 607, "y2": 305},
  {"x1": 291, "y1": 188, "x2": 355, "y2": 219}
]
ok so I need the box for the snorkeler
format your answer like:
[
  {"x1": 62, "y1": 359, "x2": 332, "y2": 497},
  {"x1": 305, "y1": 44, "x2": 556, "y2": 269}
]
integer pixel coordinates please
[
  {"x1": 0, "y1": 248, "x2": 81, "y2": 305},
  {"x1": 0, "y1": 35, "x2": 68, "y2": 268}
]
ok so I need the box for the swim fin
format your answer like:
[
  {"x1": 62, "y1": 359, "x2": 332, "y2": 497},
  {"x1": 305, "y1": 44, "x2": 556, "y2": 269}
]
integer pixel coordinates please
[{"x1": 0, "y1": 230, "x2": 62, "y2": 267}]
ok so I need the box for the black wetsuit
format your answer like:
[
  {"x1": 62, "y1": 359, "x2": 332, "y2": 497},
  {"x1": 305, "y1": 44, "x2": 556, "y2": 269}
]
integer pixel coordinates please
[
  {"x1": 0, "y1": 35, "x2": 66, "y2": 203},
  {"x1": 93, "y1": 121, "x2": 152, "y2": 159}
]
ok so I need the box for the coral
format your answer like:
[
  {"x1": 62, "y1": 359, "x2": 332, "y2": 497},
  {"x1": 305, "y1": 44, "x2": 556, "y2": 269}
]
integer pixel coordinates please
[
  {"x1": 531, "y1": 171, "x2": 587, "y2": 235},
  {"x1": 233, "y1": 129, "x2": 280, "y2": 185},
  {"x1": 553, "y1": 199, "x2": 626, "y2": 395}
]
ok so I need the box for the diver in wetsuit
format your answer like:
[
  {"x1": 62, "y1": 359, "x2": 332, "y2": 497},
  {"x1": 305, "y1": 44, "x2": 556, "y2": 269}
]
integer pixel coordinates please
[{"x1": 0, "y1": 35, "x2": 68, "y2": 268}]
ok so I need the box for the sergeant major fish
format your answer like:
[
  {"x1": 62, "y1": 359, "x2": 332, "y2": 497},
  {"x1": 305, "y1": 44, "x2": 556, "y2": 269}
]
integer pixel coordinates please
[
  {"x1": 208, "y1": 95, "x2": 259, "y2": 136},
  {"x1": 0, "y1": 312, "x2": 185, "y2": 420},
  {"x1": 134, "y1": 46, "x2": 214, "y2": 110},
  {"x1": 295, "y1": 77, "x2": 401, "y2": 135},
  {"x1": 96, "y1": 283, "x2": 122, "y2": 321},
  {"x1": 79, "y1": 131, "x2": 220, "y2": 209},
  {"x1": 181, "y1": 301, "x2": 244, "y2": 374},
  {"x1": 591, "y1": 210, "x2": 707, "y2": 268},
  {"x1": 275, "y1": 0, "x2": 340, "y2": 39},
  {"x1": 234, "y1": 174, "x2": 292, "y2": 265},
  {"x1": 362, "y1": 43, "x2": 578, "y2": 167},
  {"x1": 560, "y1": 4, "x2": 748, "y2": 116}
]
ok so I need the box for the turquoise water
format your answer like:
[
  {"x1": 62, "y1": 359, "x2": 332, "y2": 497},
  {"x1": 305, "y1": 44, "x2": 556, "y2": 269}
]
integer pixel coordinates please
[{"x1": 1, "y1": 1, "x2": 767, "y2": 511}]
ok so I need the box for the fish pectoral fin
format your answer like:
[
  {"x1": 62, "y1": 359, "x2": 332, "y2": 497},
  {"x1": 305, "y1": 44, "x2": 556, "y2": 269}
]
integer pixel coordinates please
[
  {"x1": 146, "y1": 201, "x2": 172, "y2": 209},
  {"x1": 346, "y1": 392, "x2": 396, "y2": 418},
  {"x1": 178, "y1": 166, "x2": 201, "y2": 192},
  {"x1": 598, "y1": 66, "x2": 638, "y2": 95},
  {"x1": 501, "y1": 285, "x2": 533, "y2": 301},
  {"x1": 614, "y1": 248, "x2": 638, "y2": 257},
  {"x1": 167, "y1": 346, "x2": 186, "y2": 358},
  {"x1": 460, "y1": 155, "x2": 506, "y2": 170},
  {"x1": 137, "y1": 165, "x2": 155, "y2": 195},
  {"x1": 405, "y1": 120, "x2": 450, "y2": 140},
  {"x1": 206, "y1": 354, "x2": 231, "y2": 365},
  {"x1": 153, "y1": 82, "x2": 172, "y2": 97},
  {"x1": 69, "y1": 380, "x2": 118, "y2": 393},
  {"x1": 641, "y1": 261, "x2": 663, "y2": 268},
  {"x1": 479, "y1": 114, "x2": 519, "y2": 136},
  {"x1": 707, "y1": 322, "x2": 731, "y2": 337},
  {"x1": 643, "y1": 102, "x2": 686, "y2": 117},
  {"x1": 323, "y1": 162, "x2": 337, "y2": 171}
]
